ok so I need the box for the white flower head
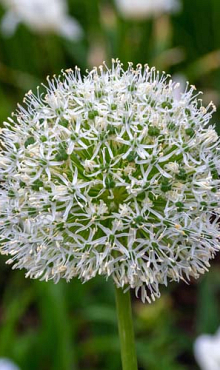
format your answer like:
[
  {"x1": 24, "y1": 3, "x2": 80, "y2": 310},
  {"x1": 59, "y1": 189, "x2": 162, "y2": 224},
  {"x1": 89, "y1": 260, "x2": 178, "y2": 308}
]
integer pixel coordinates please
[
  {"x1": 115, "y1": 0, "x2": 181, "y2": 20},
  {"x1": 0, "y1": 0, "x2": 83, "y2": 40},
  {"x1": 194, "y1": 328, "x2": 220, "y2": 370},
  {"x1": 0, "y1": 60, "x2": 220, "y2": 303},
  {"x1": 0, "y1": 358, "x2": 20, "y2": 370}
]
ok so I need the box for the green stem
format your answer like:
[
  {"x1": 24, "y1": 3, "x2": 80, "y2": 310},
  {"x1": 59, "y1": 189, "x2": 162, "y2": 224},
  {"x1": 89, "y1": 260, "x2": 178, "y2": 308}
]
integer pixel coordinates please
[{"x1": 115, "y1": 287, "x2": 138, "y2": 370}]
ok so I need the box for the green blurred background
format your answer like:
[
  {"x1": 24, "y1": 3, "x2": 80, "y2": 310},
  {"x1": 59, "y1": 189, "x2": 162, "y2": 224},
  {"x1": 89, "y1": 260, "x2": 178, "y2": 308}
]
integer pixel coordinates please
[{"x1": 0, "y1": 0, "x2": 220, "y2": 369}]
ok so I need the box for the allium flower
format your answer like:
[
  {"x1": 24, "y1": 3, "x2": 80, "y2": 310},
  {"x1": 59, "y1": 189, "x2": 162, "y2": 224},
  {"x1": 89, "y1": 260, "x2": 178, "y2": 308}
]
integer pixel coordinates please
[
  {"x1": 0, "y1": 60, "x2": 220, "y2": 303},
  {"x1": 115, "y1": 0, "x2": 180, "y2": 20},
  {"x1": 0, "y1": 0, "x2": 83, "y2": 40},
  {"x1": 194, "y1": 328, "x2": 220, "y2": 370},
  {"x1": 0, "y1": 358, "x2": 20, "y2": 370}
]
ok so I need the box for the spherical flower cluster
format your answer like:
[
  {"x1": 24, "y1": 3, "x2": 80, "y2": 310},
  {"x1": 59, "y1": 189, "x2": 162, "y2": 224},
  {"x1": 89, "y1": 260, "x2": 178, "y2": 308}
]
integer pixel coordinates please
[
  {"x1": 0, "y1": 0, "x2": 83, "y2": 40},
  {"x1": 0, "y1": 60, "x2": 220, "y2": 302},
  {"x1": 0, "y1": 358, "x2": 20, "y2": 370},
  {"x1": 194, "y1": 327, "x2": 220, "y2": 370},
  {"x1": 115, "y1": 0, "x2": 180, "y2": 20}
]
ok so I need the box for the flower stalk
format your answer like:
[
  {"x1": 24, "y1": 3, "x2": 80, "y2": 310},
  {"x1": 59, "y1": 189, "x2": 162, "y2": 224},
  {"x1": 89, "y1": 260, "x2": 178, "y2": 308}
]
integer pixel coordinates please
[{"x1": 115, "y1": 287, "x2": 138, "y2": 370}]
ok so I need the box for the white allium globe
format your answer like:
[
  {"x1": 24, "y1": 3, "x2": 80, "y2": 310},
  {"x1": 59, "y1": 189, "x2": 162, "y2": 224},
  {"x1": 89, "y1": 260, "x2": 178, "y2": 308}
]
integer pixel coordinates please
[
  {"x1": 0, "y1": 358, "x2": 20, "y2": 370},
  {"x1": 0, "y1": 0, "x2": 83, "y2": 40},
  {"x1": 0, "y1": 60, "x2": 220, "y2": 302},
  {"x1": 194, "y1": 328, "x2": 220, "y2": 370},
  {"x1": 115, "y1": 0, "x2": 181, "y2": 20}
]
